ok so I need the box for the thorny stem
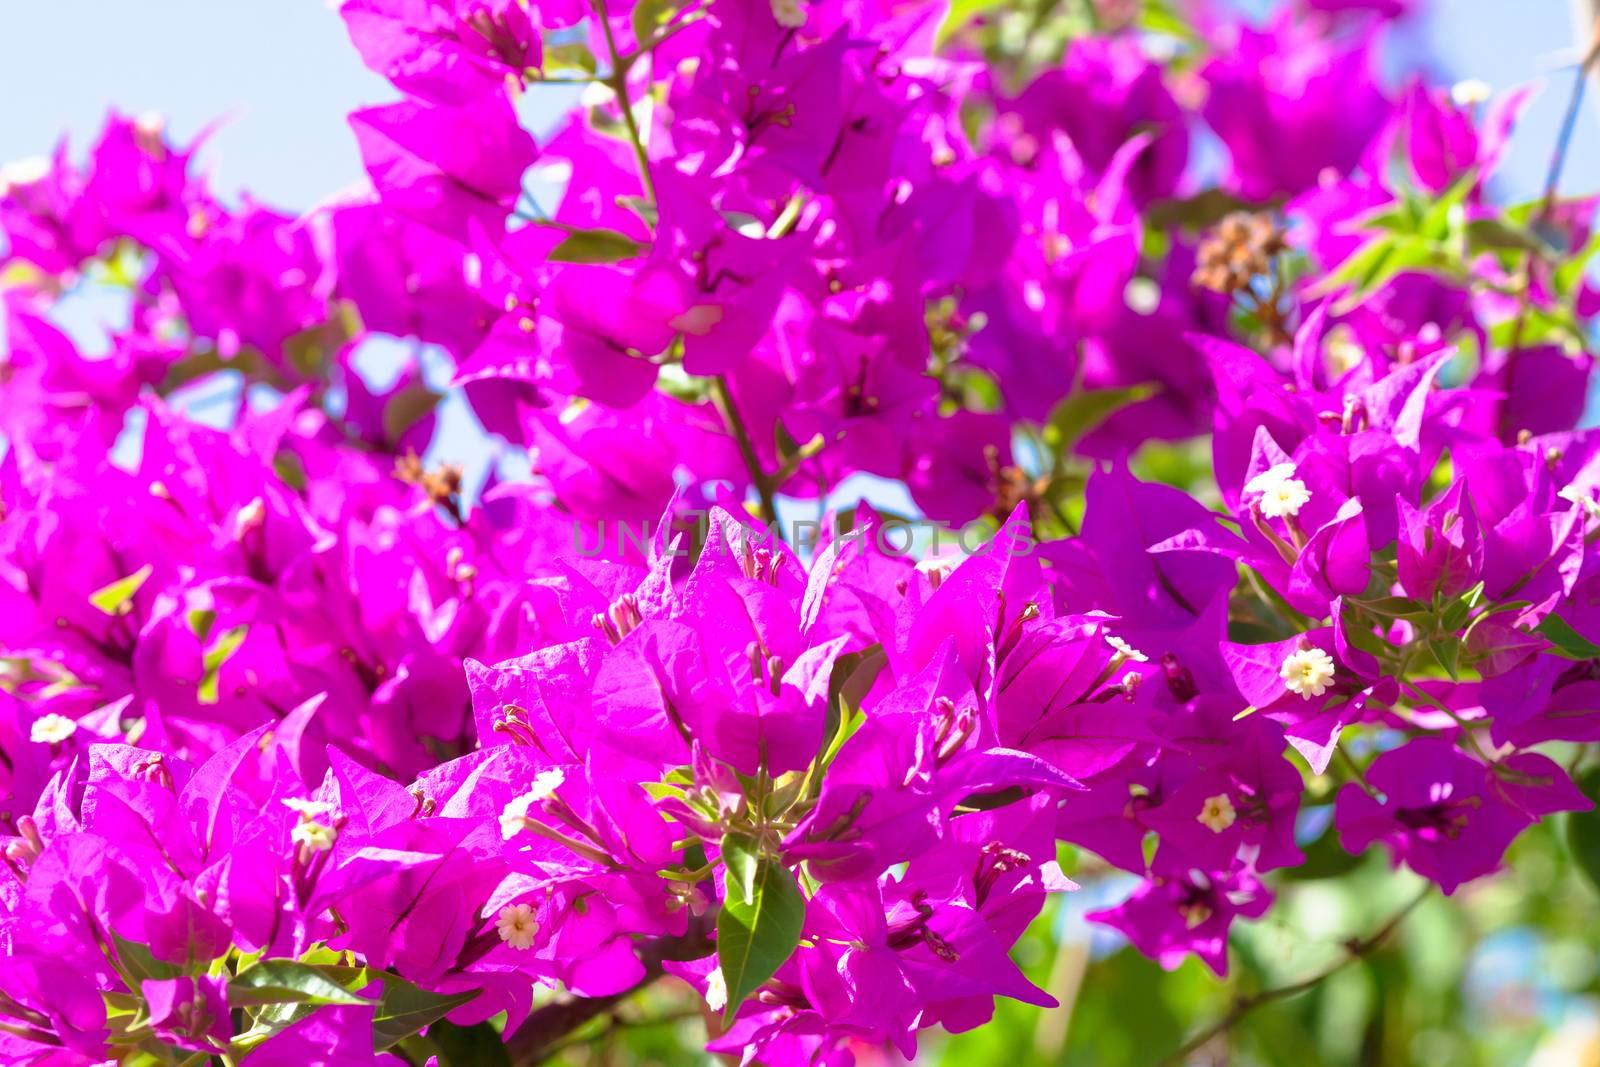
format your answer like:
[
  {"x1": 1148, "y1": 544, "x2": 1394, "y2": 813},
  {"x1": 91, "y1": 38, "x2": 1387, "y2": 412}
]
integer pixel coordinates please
[{"x1": 1154, "y1": 886, "x2": 1431, "y2": 1067}]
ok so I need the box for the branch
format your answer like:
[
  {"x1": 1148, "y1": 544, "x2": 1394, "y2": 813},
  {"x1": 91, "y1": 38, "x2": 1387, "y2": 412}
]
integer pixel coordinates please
[
  {"x1": 710, "y1": 375, "x2": 782, "y2": 535},
  {"x1": 503, "y1": 914, "x2": 715, "y2": 1065},
  {"x1": 593, "y1": 0, "x2": 655, "y2": 205},
  {"x1": 1154, "y1": 885, "x2": 1430, "y2": 1067},
  {"x1": 1501, "y1": 31, "x2": 1600, "y2": 436}
]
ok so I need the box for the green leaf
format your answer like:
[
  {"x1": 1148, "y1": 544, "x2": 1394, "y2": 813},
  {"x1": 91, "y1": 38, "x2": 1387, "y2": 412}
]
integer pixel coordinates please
[
  {"x1": 1141, "y1": 188, "x2": 1249, "y2": 232},
  {"x1": 90, "y1": 564, "x2": 153, "y2": 617},
  {"x1": 1044, "y1": 382, "x2": 1158, "y2": 456},
  {"x1": 716, "y1": 848, "x2": 805, "y2": 1019},
  {"x1": 541, "y1": 41, "x2": 596, "y2": 76},
  {"x1": 1567, "y1": 770, "x2": 1600, "y2": 896},
  {"x1": 370, "y1": 975, "x2": 481, "y2": 1052},
  {"x1": 112, "y1": 933, "x2": 181, "y2": 983},
  {"x1": 617, "y1": 194, "x2": 659, "y2": 229},
  {"x1": 274, "y1": 449, "x2": 309, "y2": 493},
  {"x1": 1418, "y1": 172, "x2": 1475, "y2": 242},
  {"x1": 631, "y1": 0, "x2": 675, "y2": 49},
  {"x1": 1314, "y1": 234, "x2": 1397, "y2": 295},
  {"x1": 1537, "y1": 614, "x2": 1600, "y2": 661},
  {"x1": 816, "y1": 647, "x2": 886, "y2": 779},
  {"x1": 198, "y1": 624, "x2": 249, "y2": 705},
  {"x1": 1465, "y1": 216, "x2": 1552, "y2": 256},
  {"x1": 937, "y1": 0, "x2": 1006, "y2": 42},
  {"x1": 422, "y1": 1020, "x2": 512, "y2": 1067},
  {"x1": 547, "y1": 228, "x2": 643, "y2": 264},
  {"x1": 186, "y1": 607, "x2": 217, "y2": 644},
  {"x1": 228, "y1": 960, "x2": 371, "y2": 1008},
  {"x1": 1347, "y1": 595, "x2": 1433, "y2": 623},
  {"x1": 382, "y1": 384, "x2": 442, "y2": 444},
  {"x1": 720, "y1": 832, "x2": 760, "y2": 902},
  {"x1": 1438, "y1": 581, "x2": 1486, "y2": 633},
  {"x1": 1556, "y1": 232, "x2": 1600, "y2": 295},
  {"x1": 1319, "y1": 234, "x2": 1445, "y2": 309},
  {"x1": 1425, "y1": 635, "x2": 1461, "y2": 680}
]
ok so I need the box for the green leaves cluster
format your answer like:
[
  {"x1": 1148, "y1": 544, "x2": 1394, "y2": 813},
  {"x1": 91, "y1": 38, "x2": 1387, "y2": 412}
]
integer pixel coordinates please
[
  {"x1": 715, "y1": 833, "x2": 806, "y2": 1021},
  {"x1": 108, "y1": 951, "x2": 484, "y2": 1067}
]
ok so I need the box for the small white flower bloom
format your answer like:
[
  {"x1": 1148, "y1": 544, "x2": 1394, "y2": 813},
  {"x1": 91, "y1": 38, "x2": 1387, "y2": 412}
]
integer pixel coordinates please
[
  {"x1": 704, "y1": 966, "x2": 728, "y2": 1012},
  {"x1": 29, "y1": 713, "x2": 77, "y2": 745},
  {"x1": 1124, "y1": 277, "x2": 1160, "y2": 314},
  {"x1": 1245, "y1": 462, "x2": 1311, "y2": 519},
  {"x1": 1106, "y1": 634, "x2": 1148, "y2": 663},
  {"x1": 234, "y1": 497, "x2": 266, "y2": 539},
  {"x1": 495, "y1": 903, "x2": 539, "y2": 950},
  {"x1": 1280, "y1": 646, "x2": 1336, "y2": 700},
  {"x1": 1560, "y1": 485, "x2": 1600, "y2": 521},
  {"x1": 499, "y1": 769, "x2": 566, "y2": 840},
  {"x1": 1258, "y1": 478, "x2": 1311, "y2": 518},
  {"x1": 500, "y1": 793, "x2": 537, "y2": 840},
  {"x1": 916, "y1": 553, "x2": 960, "y2": 590},
  {"x1": 770, "y1": 0, "x2": 807, "y2": 28},
  {"x1": 291, "y1": 820, "x2": 338, "y2": 853},
  {"x1": 1197, "y1": 793, "x2": 1237, "y2": 833},
  {"x1": 530, "y1": 767, "x2": 566, "y2": 800},
  {"x1": 1243, "y1": 462, "x2": 1298, "y2": 496},
  {"x1": 282, "y1": 797, "x2": 336, "y2": 819},
  {"x1": 1450, "y1": 79, "x2": 1492, "y2": 107}
]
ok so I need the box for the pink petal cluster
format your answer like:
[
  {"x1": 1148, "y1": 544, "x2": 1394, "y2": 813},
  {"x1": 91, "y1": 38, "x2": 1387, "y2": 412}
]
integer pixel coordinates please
[{"x1": 0, "y1": 0, "x2": 1595, "y2": 1062}]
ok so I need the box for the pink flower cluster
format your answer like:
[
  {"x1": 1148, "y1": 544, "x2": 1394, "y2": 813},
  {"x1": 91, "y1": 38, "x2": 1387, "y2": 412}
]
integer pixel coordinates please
[{"x1": 1, "y1": 0, "x2": 1597, "y2": 1063}]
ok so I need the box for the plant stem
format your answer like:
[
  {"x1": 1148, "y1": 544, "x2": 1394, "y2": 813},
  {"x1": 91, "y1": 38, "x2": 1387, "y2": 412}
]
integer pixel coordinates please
[
  {"x1": 1400, "y1": 679, "x2": 1495, "y2": 764},
  {"x1": 711, "y1": 375, "x2": 781, "y2": 534},
  {"x1": 594, "y1": 0, "x2": 655, "y2": 204},
  {"x1": 1154, "y1": 885, "x2": 1430, "y2": 1067},
  {"x1": 1501, "y1": 35, "x2": 1600, "y2": 436}
]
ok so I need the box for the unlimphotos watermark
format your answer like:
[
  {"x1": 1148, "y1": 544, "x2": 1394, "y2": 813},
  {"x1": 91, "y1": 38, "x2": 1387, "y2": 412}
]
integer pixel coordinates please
[{"x1": 570, "y1": 513, "x2": 1035, "y2": 559}]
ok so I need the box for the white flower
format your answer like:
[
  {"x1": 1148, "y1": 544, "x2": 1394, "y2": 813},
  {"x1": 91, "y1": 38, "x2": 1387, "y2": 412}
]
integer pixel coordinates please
[
  {"x1": 1197, "y1": 793, "x2": 1237, "y2": 833},
  {"x1": 500, "y1": 769, "x2": 567, "y2": 839},
  {"x1": 916, "y1": 552, "x2": 961, "y2": 590},
  {"x1": 495, "y1": 903, "x2": 539, "y2": 950},
  {"x1": 770, "y1": 0, "x2": 807, "y2": 28},
  {"x1": 1106, "y1": 634, "x2": 1148, "y2": 663},
  {"x1": 234, "y1": 497, "x2": 266, "y2": 539},
  {"x1": 1560, "y1": 485, "x2": 1600, "y2": 521},
  {"x1": 1244, "y1": 462, "x2": 1297, "y2": 496},
  {"x1": 1450, "y1": 79, "x2": 1492, "y2": 107},
  {"x1": 29, "y1": 714, "x2": 77, "y2": 745},
  {"x1": 1245, "y1": 462, "x2": 1311, "y2": 519},
  {"x1": 285, "y1": 796, "x2": 338, "y2": 853},
  {"x1": 1280, "y1": 646, "x2": 1336, "y2": 700},
  {"x1": 291, "y1": 820, "x2": 338, "y2": 853},
  {"x1": 282, "y1": 797, "x2": 336, "y2": 819},
  {"x1": 500, "y1": 793, "x2": 537, "y2": 840},
  {"x1": 704, "y1": 966, "x2": 728, "y2": 1012}
]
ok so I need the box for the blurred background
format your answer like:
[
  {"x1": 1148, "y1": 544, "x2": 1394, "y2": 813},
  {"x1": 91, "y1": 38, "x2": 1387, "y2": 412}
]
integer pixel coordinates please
[{"x1": 5, "y1": 2, "x2": 1600, "y2": 1064}]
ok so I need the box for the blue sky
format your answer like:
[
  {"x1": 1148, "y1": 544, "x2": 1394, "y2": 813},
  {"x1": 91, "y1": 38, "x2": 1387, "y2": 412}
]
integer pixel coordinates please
[{"x1": 1, "y1": 1, "x2": 1592, "y2": 211}]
